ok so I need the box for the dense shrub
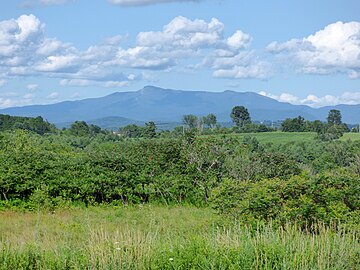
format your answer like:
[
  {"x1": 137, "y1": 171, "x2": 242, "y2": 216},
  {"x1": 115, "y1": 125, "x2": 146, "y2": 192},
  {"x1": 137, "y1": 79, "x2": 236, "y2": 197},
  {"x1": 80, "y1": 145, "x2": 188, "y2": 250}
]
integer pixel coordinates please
[
  {"x1": 211, "y1": 172, "x2": 360, "y2": 227},
  {"x1": 0, "y1": 129, "x2": 359, "y2": 224}
]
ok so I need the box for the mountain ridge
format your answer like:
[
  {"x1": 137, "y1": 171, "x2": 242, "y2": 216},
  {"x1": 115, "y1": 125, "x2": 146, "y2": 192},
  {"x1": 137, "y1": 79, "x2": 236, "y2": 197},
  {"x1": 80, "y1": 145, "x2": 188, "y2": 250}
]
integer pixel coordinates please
[{"x1": 0, "y1": 86, "x2": 359, "y2": 124}]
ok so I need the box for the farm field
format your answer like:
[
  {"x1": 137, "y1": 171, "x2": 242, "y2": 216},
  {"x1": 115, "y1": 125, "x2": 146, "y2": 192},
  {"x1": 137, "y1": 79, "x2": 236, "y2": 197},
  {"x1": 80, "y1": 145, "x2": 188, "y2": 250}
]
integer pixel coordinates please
[
  {"x1": 341, "y1": 132, "x2": 360, "y2": 141},
  {"x1": 215, "y1": 132, "x2": 318, "y2": 144},
  {"x1": 0, "y1": 206, "x2": 358, "y2": 270},
  {"x1": 210, "y1": 132, "x2": 360, "y2": 144}
]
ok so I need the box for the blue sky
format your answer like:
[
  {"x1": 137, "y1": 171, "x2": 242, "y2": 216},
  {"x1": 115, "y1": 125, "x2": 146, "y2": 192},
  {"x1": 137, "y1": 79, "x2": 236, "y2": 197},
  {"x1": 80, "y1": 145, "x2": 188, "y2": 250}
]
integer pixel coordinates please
[{"x1": 0, "y1": 0, "x2": 359, "y2": 108}]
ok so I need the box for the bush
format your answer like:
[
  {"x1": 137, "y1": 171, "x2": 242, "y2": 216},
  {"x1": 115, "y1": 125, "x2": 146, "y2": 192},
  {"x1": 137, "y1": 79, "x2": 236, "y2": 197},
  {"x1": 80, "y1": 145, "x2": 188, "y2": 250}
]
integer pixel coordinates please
[{"x1": 211, "y1": 172, "x2": 360, "y2": 228}]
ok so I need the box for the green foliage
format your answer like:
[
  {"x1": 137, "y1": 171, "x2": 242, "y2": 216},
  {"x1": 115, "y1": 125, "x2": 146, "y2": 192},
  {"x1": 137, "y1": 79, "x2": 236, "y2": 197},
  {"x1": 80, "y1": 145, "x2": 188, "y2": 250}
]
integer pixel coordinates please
[
  {"x1": 230, "y1": 106, "x2": 251, "y2": 127},
  {"x1": 317, "y1": 123, "x2": 349, "y2": 141},
  {"x1": 1, "y1": 125, "x2": 360, "y2": 268},
  {"x1": 281, "y1": 116, "x2": 306, "y2": 132},
  {"x1": 314, "y1": 110, "x2": 349, "y2": 141},
  {"x1": 118, "y1": 122, "x2": 158, "y2": 138},
  {"x1": 327, "y1": 109, "x2": 342, "y2": 125},
  {"x1": 182, "y1": 114, "x2": 198, "y2": 129},
  {"x1": 211, "y1": 172, "x2": 359, "y2": 227},
  {"x1": 0, "y1": 114, "x2": 55, "y2": 135},
  {"x1": 235, "y1": 123, "x2": 274, "y2": 133},
  {"x1": 202, "y1": 113, "x2": 217, "y2": 129},
  {"x1": 68, "y1": 121, "x2": 104, "y2": 137},
  {"x1": 0, "y1": 129, "x2": 359, "y2": 212}
]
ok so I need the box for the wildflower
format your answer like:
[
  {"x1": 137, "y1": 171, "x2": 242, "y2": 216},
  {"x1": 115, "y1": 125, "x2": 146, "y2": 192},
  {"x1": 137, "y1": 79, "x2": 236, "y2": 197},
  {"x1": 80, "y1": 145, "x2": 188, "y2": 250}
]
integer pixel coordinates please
[{"x1": 169, "y1": 258, "x2": 174, "y2": 261}]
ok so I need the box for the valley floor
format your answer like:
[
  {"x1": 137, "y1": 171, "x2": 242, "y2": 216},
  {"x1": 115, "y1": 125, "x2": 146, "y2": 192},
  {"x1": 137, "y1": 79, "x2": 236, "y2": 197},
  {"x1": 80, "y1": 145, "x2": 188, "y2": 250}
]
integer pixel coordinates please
[{"x1": 1, "y1": 206, "x2": 358, "y2": 270}]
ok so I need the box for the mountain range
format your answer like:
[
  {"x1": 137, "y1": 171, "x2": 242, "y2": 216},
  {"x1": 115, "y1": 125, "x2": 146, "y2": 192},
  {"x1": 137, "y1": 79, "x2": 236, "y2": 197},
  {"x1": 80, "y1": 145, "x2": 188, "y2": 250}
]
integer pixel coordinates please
[{"x1": 0, "y1": 86, "x2": 359, "y2": 126}]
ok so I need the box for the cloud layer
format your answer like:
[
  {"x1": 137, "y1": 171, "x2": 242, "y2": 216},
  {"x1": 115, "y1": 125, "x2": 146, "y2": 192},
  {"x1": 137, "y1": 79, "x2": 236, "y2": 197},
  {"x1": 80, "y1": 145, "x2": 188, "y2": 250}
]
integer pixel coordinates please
[
  {"x1": 268, "y1": 21, "x2": 360, "y2": 78},
  {"x1": 259, "y1": 91, "x2": 360, "y2": 107},
  {"x1": 0, "y1": 14, "x2": 268, "y2": 89}
]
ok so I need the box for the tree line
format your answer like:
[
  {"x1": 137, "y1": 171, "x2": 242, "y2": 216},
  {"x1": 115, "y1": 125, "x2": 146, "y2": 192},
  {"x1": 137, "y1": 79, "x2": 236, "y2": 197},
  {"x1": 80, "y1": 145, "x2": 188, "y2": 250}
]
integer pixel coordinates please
[{"x1": 0, "y1": 106, "x2": 354, "y2": 141}]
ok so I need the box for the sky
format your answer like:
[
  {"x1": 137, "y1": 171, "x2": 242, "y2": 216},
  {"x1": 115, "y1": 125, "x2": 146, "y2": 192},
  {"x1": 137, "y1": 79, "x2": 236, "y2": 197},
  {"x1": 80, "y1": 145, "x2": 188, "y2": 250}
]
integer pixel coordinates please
[{"x1": 0, "y1": 0, "x2": 360, "y2": 108}]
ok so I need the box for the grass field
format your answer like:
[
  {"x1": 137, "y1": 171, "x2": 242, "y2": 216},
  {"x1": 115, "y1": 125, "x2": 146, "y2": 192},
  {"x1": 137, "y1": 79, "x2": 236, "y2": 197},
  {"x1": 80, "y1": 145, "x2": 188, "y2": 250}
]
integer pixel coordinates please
[
  {"x1": 1, "y1": 206, "x2": 358, "y2": 269},
  {"x1": 212, "y1": 132, "x2": 360, "y2": 144},
  {"x1": 341, "y1": 132, "x2": 360, "y2": 141},
  {"x1": 232, "y1": 132, "x2": 317, "y2": 144}
]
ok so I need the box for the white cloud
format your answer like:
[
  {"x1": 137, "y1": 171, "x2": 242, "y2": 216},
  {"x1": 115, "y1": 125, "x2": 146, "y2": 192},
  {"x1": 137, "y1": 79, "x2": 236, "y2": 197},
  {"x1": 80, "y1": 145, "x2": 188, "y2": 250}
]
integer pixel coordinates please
[
  {"x1": 268, "y1": 21, "x2": 360, "y2": 78},
  {"x1": 0, "y1": 91, "x2": 38, "y2": 108},
  {"x1": 47, "y1": 92, "x2": 59, "y2": 99},
  {"x1": 211, "y1": 50, "x2": 272, "y2": 79},
  {"x1": 0, "y1": 15, "x2": 137, "y2": 87},
  {"x1": 60, "y1": 78, "x2": 130, "y2": 88},
  {"x1": 0, "y1": 92, "x2": 20, "y2": 108},
  {"x1": 27, "y1": 84, "x2": 39, "y2": 91},
  {"x1": 226, "y1": 30, "x2": 252, "y2": 50},
  {"x1": 23, "y1": 93, "x2": 34, "y2": 99},
  {"x1": 70, "y1": 92, "x2": 81, "y2": 98},
  {"x1": 213, "y1": 62, "x2": 271, "y2": 79},
  {"x1": 0, "y1": 14, "x2": 269, "y2": 87},
  {"x1": 40, "y1": 0, "x2": 72, "y2": 5},
  {"x1": 0, "y1": 98, "x2": 14, "y2": 108},
  {"x1": 36, "y1": 55, "x2": 80, "y2": 72},
  {"x1": 134, "y1": 16, "x2": 269, "y2": 79},
  {"x1": 0, "y1": 80, "x2": 6, "y2": 87},
  {"x1": 259, "y1": 91, "x2": 360, "y2": 107},
  {"x1": 108, "y1": 0, "x2": 198, "y2": 7}
]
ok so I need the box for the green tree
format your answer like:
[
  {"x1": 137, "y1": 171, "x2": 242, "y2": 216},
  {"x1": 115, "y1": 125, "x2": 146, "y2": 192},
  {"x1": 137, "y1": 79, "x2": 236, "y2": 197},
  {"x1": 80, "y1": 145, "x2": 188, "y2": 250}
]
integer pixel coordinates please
[
  {"x1": 69, "y1": 121, "x2": 90, "y2": 136},
  {"x1": 327, "y1": 109, "x2": 342, "y2": 125},
  {"x1": 281, "y1": 116, "x2": 305, "y2": 132},
  {"x1": 202, "y1": 114, "x2": 217, "y2": 129},
  {"x1": 119, "y1": 124, "x2": 143, "y2": 138},
  {"x1": 144, "y1": 121, "x2": 157, "y2": 138},
  {"x1": 183, "y1": 114, "x2": 198, "y2": 129},
  {"x1": 230, "y1": 106, "x2": 251, "y2": 128}
]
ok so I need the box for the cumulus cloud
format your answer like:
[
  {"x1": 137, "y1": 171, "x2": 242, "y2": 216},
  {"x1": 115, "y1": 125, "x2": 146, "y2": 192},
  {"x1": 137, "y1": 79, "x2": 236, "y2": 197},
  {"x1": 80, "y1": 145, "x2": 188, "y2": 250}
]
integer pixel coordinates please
[
  {"x1": 0, "y1": 98, "x2": 14, "y2": 108},
  {"x1": 108, "y1": 0, "x2": 198, "y2": 7},
  {"x1": 212, "y1": 50, "x2": 272, "y2": 79},
  {"x1": 0, "y1": 92, "x2": 20, "y2": 108},
  {"x1": 27, "y1": 84, "x2": 39, "y2": 91},
  {"x1": 268, "y1": 21, "x2": 360, "y2": 78},
  {"x1": 259, "y1": 91, "x2": 360, "y2": 107},
  {"x1": 0, "y1": 14, "x2": 139, "y2": 87},
  {"x1": 0, "y1": 14, "x2": 269, "y2": 86},
  {"x1": 133, "y1": 16, "x2": 270, "y2": 79},
  {"x1": 47, "y1": 92, "x2": 59, "y2": 99}
]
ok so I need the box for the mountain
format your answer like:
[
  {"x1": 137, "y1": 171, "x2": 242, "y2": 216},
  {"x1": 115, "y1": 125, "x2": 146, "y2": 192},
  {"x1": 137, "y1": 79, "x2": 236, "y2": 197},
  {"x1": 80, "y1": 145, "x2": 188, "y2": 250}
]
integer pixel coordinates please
[{"x1": 0, "y1": 86, "x2": 359, "y2": 124}]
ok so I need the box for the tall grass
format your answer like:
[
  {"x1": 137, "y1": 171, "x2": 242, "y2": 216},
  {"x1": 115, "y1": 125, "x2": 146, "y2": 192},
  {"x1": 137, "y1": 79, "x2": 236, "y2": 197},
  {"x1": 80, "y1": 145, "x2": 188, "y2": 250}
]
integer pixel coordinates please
[{"x1": 0, "y1": 206, "x2": 358, "y2": 269}]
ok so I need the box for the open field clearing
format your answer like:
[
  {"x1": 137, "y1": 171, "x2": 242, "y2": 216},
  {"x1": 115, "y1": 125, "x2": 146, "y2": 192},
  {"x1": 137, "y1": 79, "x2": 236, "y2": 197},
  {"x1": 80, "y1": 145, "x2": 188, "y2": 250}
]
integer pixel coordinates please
[
  {"x1": 341, "y1": 132, "x2": 360, "y2": 141},
  {"x1": 210, "y1": 132, "x2": 360, "y2": 144},
  {"x1": 0, "y1": 206, "x2": 358, "y2": 270},
  {"x1": 216, "y1": 132, "x2": 318, "y2": 144}
]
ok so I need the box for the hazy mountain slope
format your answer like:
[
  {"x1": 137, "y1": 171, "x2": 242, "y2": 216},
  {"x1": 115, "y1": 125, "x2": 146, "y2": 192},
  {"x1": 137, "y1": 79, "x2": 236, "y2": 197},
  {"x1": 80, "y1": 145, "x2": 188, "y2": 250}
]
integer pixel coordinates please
[{"x1": 1, "y1": 86, "x2": 359, "y2": 124}]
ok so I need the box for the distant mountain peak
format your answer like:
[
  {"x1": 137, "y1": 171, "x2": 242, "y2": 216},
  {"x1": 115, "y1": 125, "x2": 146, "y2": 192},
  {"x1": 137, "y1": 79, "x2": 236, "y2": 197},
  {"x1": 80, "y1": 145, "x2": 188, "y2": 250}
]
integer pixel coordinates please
[{"x1": 141, "y1": 85, "x2": 166, "y2": 91}]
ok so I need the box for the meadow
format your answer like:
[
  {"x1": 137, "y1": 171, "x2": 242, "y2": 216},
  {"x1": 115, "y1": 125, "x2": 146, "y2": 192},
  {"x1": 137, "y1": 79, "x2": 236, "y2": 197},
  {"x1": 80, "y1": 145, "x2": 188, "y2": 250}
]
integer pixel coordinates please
[
  {"x1": 1, "y1": 206, "x2": 359, "y2": 270},
  {"x1": 211, "y1": 131, "x2": 360, "y2": 144}
]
